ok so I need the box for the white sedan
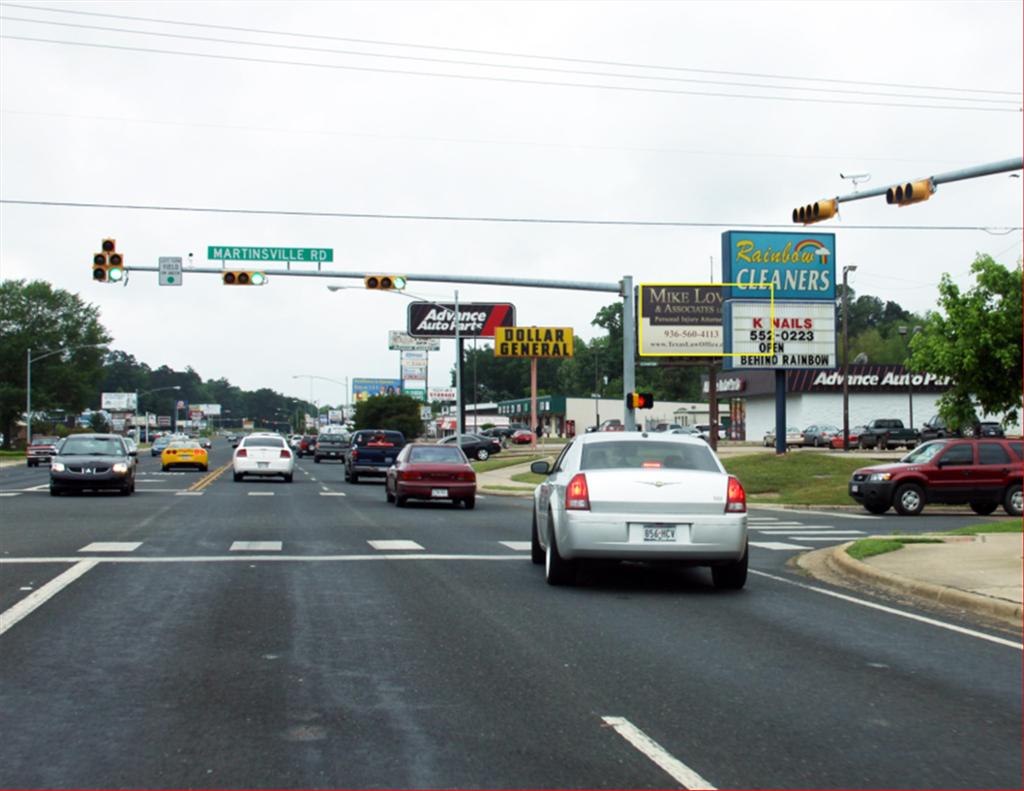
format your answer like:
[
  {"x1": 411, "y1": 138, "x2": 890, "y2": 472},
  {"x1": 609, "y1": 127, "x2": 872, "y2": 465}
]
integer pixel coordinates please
[
  {"x1": 530, "y1": 432, "x2": 748, "y2": 588},
  {"x1": 232, "y1": 434, "x2": 295, "y2": 482}
]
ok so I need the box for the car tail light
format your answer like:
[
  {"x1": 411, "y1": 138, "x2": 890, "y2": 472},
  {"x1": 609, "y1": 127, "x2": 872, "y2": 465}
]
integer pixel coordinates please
[
  {"x1": 642, "y1": 461, "x2": 661, "y2": 469},
  {"x1": 726, "y1": 476, "x2": 746, "y2": 513},
  {"x1": 460, "y1": 470, "x2": 476, "y2": 482},
  {"x1": 565, "y1": 473, "x2": 590, "y2": 510},
  {"x1": 236, "y1": 449, "x2": 247, "y2": 457},
  {"x1": 350, "y1": 448, "x2": 359, "y2": 461},
  {"x1": 399, "y1": 470, "x2": 422, "y2": 481},
  {"x1": 280, "y1": 449, "x2": 291, "y2": 459}
]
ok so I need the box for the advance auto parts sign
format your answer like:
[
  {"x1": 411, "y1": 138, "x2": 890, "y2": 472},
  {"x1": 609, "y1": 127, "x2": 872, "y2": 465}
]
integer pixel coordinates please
[
  {"x1": 723, "y1": 300, "x2": 837, "y2": 370},
  {"x1": 407, "y1": 302, "x2": 515, "y2": 338}
]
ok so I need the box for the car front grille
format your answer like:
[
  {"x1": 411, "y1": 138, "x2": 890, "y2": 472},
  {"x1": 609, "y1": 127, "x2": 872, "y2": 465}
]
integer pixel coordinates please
[{"x1": 68, "y1": 465, "x2": 112, "y2": 474}]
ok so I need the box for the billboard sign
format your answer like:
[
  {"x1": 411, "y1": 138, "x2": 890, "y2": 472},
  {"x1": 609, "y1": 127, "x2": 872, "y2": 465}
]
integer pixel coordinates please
[
  {"x1": 494, "y1": 327, "x2": 574, "y2": 358},
  {"x1": 427, "y1": 387, "x2": 457, "y2": 402},
  {"x1": 352, "y1": 378, "x2": 402, "y2": 401},
  {"x1": 192, "y1": 403, "x2": 222, "y2": 416},
  {"x1": 721, "y1": 231, "x2": 836, "y2": 301},
  {"x1": 638, "y1": 284, "x2": 724, "y2": 356},
  {"x1": 101, "y1": 392, "x2": 138, "y2": 411},
  {"x1": 389, "y1": 331, "x2": 440, "y2": 351},
  {"x1": 723, "y1": 300, "x2": 837, "y2": 370},
  {"x1": 407, "y1": 302, "x2": 515, "y2": 338}
]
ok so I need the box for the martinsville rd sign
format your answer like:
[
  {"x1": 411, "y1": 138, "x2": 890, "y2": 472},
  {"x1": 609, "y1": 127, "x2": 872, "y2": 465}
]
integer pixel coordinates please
[
  {"x1": 494, "y1": 327, "x2": 574, "y2": 358},
  {"x1": 207, "y1": 246, "x2": 333, "y2": 263}
]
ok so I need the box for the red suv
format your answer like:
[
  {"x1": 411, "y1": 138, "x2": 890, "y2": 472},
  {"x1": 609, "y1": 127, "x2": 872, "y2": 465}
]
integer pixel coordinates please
[{"x1": 849, "y1": 439, "x2": 1022, "y2": 516}]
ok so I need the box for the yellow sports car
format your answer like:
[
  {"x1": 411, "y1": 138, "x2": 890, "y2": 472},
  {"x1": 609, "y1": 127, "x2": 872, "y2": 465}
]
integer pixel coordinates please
[{"x1": 161, "y1": 440, "x2": 209, "y2": 472}]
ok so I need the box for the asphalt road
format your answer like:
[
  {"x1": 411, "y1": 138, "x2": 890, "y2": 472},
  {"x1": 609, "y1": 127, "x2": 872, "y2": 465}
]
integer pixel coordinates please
[{"x1": 1, "y1": 440, "x2": 1020, "y2": 789}]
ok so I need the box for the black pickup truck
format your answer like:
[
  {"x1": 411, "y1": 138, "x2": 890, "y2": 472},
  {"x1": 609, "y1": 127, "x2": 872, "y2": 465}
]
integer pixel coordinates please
[
  {"x1": 314, "y1": 433, "x2": 350, "y2": 463},
  {"x1": 858, "y1": 418, "x2": 920, "y2": 450},
  {"x1": 344, "y1": 430, "x2": 406, "y2": 483}
]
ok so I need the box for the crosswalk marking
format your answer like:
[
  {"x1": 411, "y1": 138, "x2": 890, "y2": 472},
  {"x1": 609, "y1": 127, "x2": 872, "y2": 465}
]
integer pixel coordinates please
[
  {"x1": 247, "y1": 492, "x2": 274, "y2": 497},
  {"x1": 500, "y1": 541, "x2": 532, "y2": 551},
  {"x1": 368, "y1": 540, "x2": 424, "y2": 551},
  {"x1": 750, "y1": 541, "x2": 812, "y2": 551},
  {"x1": 758, "y1": 530, "x2": 864, "y2": 536},
  {"x1": 78, "y1": 542, "x2": 141, "y2": 553},
  {"x1": 229, "y1": 541, "x2": 282, "y2": 551},
  {"x1": 175, "y1": 491, "x2": 205, "y2": 497},
  {"x1": 319, "y1": 492, "x2": 346, "y2": 496}
]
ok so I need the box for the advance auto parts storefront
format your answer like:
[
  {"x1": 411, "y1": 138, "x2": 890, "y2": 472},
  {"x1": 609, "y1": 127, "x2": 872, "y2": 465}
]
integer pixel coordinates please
[{"x1": 703, "y1": 365, "x2": 953, "y2": 441}]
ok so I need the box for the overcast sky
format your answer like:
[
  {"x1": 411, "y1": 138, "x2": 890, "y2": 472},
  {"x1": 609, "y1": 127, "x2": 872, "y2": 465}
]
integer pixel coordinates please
[{"x1": 1, "y1": 0, "x2": 1021, "y2": 408}]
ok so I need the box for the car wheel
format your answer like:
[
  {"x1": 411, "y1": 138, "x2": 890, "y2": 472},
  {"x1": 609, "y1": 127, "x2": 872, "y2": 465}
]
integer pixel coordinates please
[
  {"x1": 385, "y1": 485, "x2": 395, "y2": 503},
  {"x1": 969, "y1": 500, "x2": 998, "y2": 516},
  {"x1": 350, "y1": 472, "x2": 359, "y2": 484},
  {"x1": 161, "y1": 465, "x2": 169, "y2": 472},
  {"x1": 233, "y1": 472, "x2": 243, "y2": 482},
  {"x1": 120, "y1": 484, "x2": 132, "y2": 496},
  {"x1": 395, "y1": 494, "x2": 406, "y2": 508},
  {"x1": 711, "y1": 542, "x2": 748, "y2": 590},
  {"x1": 283, "y1": 473, "x2": 293, "y2": 483},
  {"x1": 893, "y1": 483, "x2": 925, "y2": 516},
  {"x1": 544, "y1": 522, "x2": 576, "y2": 586},
  {"x1": 864, "y1": 502, "x2": 890, "y2": 515},
  {"x1": 531, "y1": 511, "x2": 544, "y2": 565},
  {"x1": 49, "y1": 485, "x2": 61, "y2": 497},
  {"x1": 201, "y1": 465, "x2": 208, "y2": 472},
  {"x1": 314, "y1": 457, "x2": 321, "y2": 464},
  {"x1": 880, "y1": 435, "x2": 891, "y2": 451},
  {"x1": 27, "y1": 460, "x2": 35, "y2": 468},
  {"x1": 1003, "y1": 484, "x2": 1023, "y2": 517},
  {"x1": 476, "y1": 448, "x2": 489, "y2": 461},
  {"x1": 463, "y1": 496, "x2": 475, "y2": 510}
]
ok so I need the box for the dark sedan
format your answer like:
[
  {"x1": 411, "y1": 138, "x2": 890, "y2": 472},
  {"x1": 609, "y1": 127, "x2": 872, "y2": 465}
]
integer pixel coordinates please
[
  {"x1": 438, "y1": 432, "x2": 502, "y2": 461},
  {"x1": 386, "y1": 444, "x2": 477, "y2": 509},
  {"x1": 50, "y1": 433, "x2": 137, "y2": 496}
]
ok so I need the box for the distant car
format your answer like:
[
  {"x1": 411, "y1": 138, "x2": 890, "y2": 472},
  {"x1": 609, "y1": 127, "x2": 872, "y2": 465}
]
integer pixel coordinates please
[
  {"x1": 314, "y1": 433, "x2": 350, "y2": 463},
  {"x1": 510, "y1": 429, "x2": 535, "y2": 445},
  {"x1": 232, "y1": 434, "x2": 294, "y2": 482},
  {"x1": 162, "y1": 439, "x2": 209, "y2": 472},
  {"x1": 289, "y1": 435, "x2": 302, "y2": 450},
  {"x1": 438, "y1": 432, "x2": 502, "y2": 461},
  {"x1": 598, "y1": 420, "x2": 625, "y2": 432},
  {"x1": 801, "y1": 424, "x2": 840, "y2": 447},
  {"x1": 830, "y1": 426, "x2": 867, "y2": 449},
  {"x1": 50, "y1": 433, "x2": 136, "y2": 496},
  {"x1": 695, "y1": 424, "x2": 727, "y2": 441},
  {"x1": 529, "y1": 432, "x2": 748, "y2": 587},
  {"x1": 26, "y1": 435, "x2": 60, "y2": 467},
  {"x1": 385, "y1": 443, "x2": 477, "y2": 509},
  {"x1": 298, "y1": 435, "x2": 318, "y2": 458},
  {"x1": 227, "y1": 434, "x2": 241, "y2": 448},
  {"x1": 977, "y1": 422, "x2": 1005, "y2": 438},
  {"x1": 762, "y1": 427, "x2": 803, "y2": 448},
  {"x1": 346, "y1": 430, "x2": 406, "y2": 482},
  {"x1": 151, "y1": 435, "x2": 173, "y2": 457},
  {"x1": 668, "y1": 426, "x2": 706, "y2": 441}
]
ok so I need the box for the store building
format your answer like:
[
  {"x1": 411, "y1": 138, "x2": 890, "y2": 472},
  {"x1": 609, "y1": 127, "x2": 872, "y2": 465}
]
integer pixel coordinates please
[{"x1": 496, "y1": 396, "x2": 708, "y2": 438}]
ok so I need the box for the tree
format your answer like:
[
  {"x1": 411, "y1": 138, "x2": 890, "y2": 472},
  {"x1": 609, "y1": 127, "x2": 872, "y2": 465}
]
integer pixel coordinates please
[
  {"x1": 353, "y1": 394, "x2": 424, "y2": 438},
  {"x1": 0, "y1": 280, "x2": 111, "y2": 448},
  {"x1": 910, "y1": 255, "x2": 1022, "y2": 428}
]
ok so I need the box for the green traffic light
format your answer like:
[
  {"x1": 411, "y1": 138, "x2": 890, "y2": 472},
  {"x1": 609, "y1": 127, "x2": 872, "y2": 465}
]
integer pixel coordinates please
[
  {"x1": 108, "y1": 267, "x2": 124, "y2": 282},
  {"x1": 250, "y1": 272, "x2": 267, "y2": 285},
  {"x1": 392, "y1": 276, "x2": 407, "y2": 289}
]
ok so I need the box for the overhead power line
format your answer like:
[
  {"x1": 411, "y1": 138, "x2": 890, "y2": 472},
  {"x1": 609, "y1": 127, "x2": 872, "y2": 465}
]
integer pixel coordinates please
[
  {"x1": 3, "y1": 1, "x2": 1020, "y2": 98},
  {"x1": 2, "y1": 34, "x2": 1019, "y2": 113},
  {"x1": 0, "y1": 14, "x2": 1018, "y2": 107},
  {"x1": 2, "y1": 199, "x2": 1019, "y2": 232}
]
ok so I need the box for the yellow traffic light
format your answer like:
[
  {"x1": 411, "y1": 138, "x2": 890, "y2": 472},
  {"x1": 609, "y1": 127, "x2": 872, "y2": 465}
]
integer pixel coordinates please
[
  {"x1": 364, "y1": 275, "x2": 407, "y2": 290},
  {"x1": 886, "y1": 179, "x2": 934, "y2": 207},
  {"x1": 222, "y1": 271, "x2": 267, "y2": 285},
  {"x1": 792, "y1": 199, "x2": 838, "y2": 225}
]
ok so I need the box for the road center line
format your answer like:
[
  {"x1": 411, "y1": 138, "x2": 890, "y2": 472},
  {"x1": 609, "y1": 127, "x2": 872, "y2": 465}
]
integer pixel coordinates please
[
  {"x1": 749, "y1": 569, "x2": 1022, "y2": 650},
  {"x1": 0, "y1": 559, "x2": 98, "y2": 636},
  {"x1": 601, "y1": 716, "x2": 716, "y2": 790}
]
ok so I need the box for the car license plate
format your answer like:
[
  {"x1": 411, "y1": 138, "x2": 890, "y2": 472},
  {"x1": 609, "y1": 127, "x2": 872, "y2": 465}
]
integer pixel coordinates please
[
  {"x1": 643, "y1": 525, "x2": 676, "y2": 542},
  {"x1": 431, "y1": 488, "x2": 448, "y2": 498},
  {"x1": 257, "y1": 461, "x2": 269, "y2": 469},
  {"x1": 181, "y1": 454, "x2": 191, "y2": 459},
  {"x1": 851, "y1": 484, "x2": 859, "y2": 493}
]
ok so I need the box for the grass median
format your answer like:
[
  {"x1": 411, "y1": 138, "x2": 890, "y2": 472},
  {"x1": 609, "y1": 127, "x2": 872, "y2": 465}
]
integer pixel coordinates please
[
  {"x1": 722, "y1": 452, "x2": 871, "y2": 505},
  {"x1": 471, "y1": 454, "x2": 548, "y2": 474}
]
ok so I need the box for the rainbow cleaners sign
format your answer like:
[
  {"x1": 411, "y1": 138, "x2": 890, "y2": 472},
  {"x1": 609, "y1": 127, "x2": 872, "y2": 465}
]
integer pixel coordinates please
[{"x1": 721, "y1": 231, "x2": 836, "y2": 300}]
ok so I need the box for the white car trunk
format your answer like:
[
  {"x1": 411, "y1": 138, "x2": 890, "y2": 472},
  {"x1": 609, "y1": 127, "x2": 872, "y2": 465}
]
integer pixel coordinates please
[
  {"x1": 245, "y1": 446, "x2": 284, "y2": 461},
  {"x1": 582, "y1": 469, "x2": 728, "y2": 516}
]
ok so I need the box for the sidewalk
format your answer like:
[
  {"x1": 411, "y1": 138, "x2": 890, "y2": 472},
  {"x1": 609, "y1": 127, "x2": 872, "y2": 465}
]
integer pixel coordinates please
[{"x1": 477, "y1": 457, "x2": 551, "y2": 497}]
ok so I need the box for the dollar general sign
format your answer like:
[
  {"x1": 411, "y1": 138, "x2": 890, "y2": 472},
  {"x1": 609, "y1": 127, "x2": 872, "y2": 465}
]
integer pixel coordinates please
[{"x1": 494, "y1": 327, "x2": 574, "y2": 358}]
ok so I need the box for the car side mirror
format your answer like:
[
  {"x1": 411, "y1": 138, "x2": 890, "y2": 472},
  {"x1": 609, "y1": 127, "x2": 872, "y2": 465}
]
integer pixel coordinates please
[
  {"x1": 530, "y1": 460, "x2": 551, "y2": 475},
  {"x1": 129, "y1": 450, "x2": 138, "y2": 457}
]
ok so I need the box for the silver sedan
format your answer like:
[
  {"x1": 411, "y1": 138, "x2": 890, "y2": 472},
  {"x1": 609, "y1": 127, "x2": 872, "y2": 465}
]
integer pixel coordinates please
[{"x1": 530, "y1": 433, "x2": 748, "y2": 588}]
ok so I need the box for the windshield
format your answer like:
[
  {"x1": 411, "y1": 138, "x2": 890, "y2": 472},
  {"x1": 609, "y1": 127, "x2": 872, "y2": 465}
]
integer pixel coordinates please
[
  {"x1": 581, "y1": 441, "x2": 721, "y2": 472},
  {"x1": 901, "y1": 441, "x2": 948, "y2": 463},
  {"x1": 59, "y1": 436, "x2": 125, "y2": 456},
  {"x1": 243, "y1": 437, "x2": 286, "y2": 448}
]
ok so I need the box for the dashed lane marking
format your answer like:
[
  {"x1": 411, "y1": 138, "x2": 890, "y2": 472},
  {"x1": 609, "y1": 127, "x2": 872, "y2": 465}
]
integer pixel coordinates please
[
  {"x1": 500, "y1": 541, "x2": 531, "y2": 551},
  {"x1": 78, "y1": 542, "x2": 142, "y2": 553},
  {"x1": 319, "y1": 492, "x2": 346, "y2": 496},
  {"x1": 247, "y1": 492, "x2": 275, "y2": 496},
  {"x1": 175, "y1": 491, "x2": 205, "y2": 497},
  {"x1": 368, "y1": 540, "x2": 424, "y2": 551},
  {"x1": 229, "y1": 541, "x2": 282, "y2": 551},
  {"x1": 602, "y1": 716, "x2": 716, "y2": 790}
]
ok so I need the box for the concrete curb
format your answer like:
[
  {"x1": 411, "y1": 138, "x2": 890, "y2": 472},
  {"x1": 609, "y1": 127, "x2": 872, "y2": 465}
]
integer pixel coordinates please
[
  {"x1": 827, "y1": 541, "x2": 1023, "y2": 626},
  {"x1": 479, "y1": 487, "x2": 534, "y2": 498}
]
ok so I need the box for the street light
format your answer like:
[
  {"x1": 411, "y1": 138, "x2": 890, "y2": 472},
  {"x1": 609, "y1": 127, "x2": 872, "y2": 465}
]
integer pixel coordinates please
[
  {"x1": 25, "y1": 343, "x2": 105, "y2": 447},
  {"x1": 841, "y1": 265, "x2": 858, "y2": 452},
  {"x1": 137, "y1": 386, "x2": 182, "y2": 441},
  {"x1": 898, "y1": 325, "x2": 923, "y2": 429},
  {"x1": 292, "y1": 374, "x2": 349, "y2": 426}
]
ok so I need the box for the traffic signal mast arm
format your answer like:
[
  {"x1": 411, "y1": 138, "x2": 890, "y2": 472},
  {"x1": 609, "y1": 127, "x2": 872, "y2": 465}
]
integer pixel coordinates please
[{"x1": 792, "y1": 155, "x2": 1023, "y2": 223}]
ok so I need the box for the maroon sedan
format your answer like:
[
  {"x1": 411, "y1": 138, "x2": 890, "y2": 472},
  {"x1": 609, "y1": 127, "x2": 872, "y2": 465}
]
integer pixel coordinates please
[{"x1": 385, "y1": 444, "x2": 477, "y2": 509}]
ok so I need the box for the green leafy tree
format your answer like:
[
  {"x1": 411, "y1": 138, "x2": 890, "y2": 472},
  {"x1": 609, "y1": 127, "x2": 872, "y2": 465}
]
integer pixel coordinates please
[
  {"x1": 0, "y1": 280, "x2": 110, "y2": 448},
  {"x1": 353, "y1": 394, "x2": 424, "y2": 438},
  {"x1": 910, "y1": 254, "x2": 1023, "y2": 428}
]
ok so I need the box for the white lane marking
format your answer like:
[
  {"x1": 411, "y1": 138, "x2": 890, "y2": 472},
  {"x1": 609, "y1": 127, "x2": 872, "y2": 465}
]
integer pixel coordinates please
[
  {"x1": 757, "y1": 529, "x2": 865, "y2": 535},
  {"x1": 175, "y1": 491, "x2": 205, "y2": 497},
  {"x1": 135, "y1": 480, "x2": 162, "y2": 484},
  {"x1": 602, "y1": 716, "x2": 716, "y2": 790},
  {"x1": 0, "y1": 560, "x2": 99, "y2": 636},
  {"x1": 229, "y1": 541, "x2": 282, "y2": 551},
  {"x1": 247, "y1": 492, "x2": 274, "y2": 497},
  {"x1": 1, "y1": 554, "x2": 528, "y2": 564},
  {"x1": 751, "y1": 506, "x2": 880, "y2": 520},
  {"x1": 310, "y1": 478, "x2": 317, "y2": 482},
  {"x1": 0, "y1": 493, "x2": 20, "y2": 497},
  {"x1": 795, "y1": 537, "x2": 866, "y2": 542},
  {"x1": 78, "y1": 542, "x2": 142, "y2": 553},
  {"x1": 25, "y1": 484, "x2": 49, "y2": 492},
  {"x1": 749, "y1": 521, "x2": 805, "y2": 527},
  {"x1": 749, "y1": 570, "x2": 1023, "y2": 650},
  {"x1": 319, "y1": 492, "x2": 346, "y2": 497},
  {"x1": 500, "y1": 541, "x2": 532, "y2": 551},
  {"x1": 368, "y1": 540, "x2": 425, "y2": 551},
  {"x1": 747, "y1": 517, "x2": 779, "y2": 522},
  {"x1": 750, "y1": 541, "x2": 812, "y2": 551}
]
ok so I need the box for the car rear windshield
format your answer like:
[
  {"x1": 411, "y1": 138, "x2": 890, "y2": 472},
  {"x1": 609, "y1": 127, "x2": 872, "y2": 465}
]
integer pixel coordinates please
[
  {"x1": 409, "y1": 446, "x2": 465, "y2": 464},
  {"x1": 169, "y1": 441, "x2": 201, "y2": 449},
  {"x1": 318, "y1": 437, "x2": 348, "y2": 445},
  {"x1": 243, "y1": 437, "x2": 286, "y2": 448},
  {"x1": 581, "y1": 441, "x2": 720, "y2": 472},
  {"x1": 60, "y1": 437, "x2": 125, "y2": 456},
  {"x1": 354, "y1": 431, "x2": 404, "y2": 447},
  {"x1": 31, "y1": 436, "x2": 59, "y2": 445}
]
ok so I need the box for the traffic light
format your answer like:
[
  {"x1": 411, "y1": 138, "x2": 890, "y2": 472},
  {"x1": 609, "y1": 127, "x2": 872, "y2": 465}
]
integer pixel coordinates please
[
  {"x1": 92, "y1": 238, "x2": 124, "y2": 283},
  {"x1": 886, "y1": 179, "x2": 934, "y2": 207},
  {"x1": 222, "y1": 271, "x2": 267, "y2": 286},
  {"x1": 626, "y1": 392, "x2": 654, "y2": 409},
  {"x1": 364, "y1": 275, "x2": 407, "y2": 290},
  {"x1": 792, "y1": 199, "x2": 838, "y2": 225}
]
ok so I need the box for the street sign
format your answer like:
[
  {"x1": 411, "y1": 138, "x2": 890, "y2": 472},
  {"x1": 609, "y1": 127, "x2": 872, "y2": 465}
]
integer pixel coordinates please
[
  {"x1": 158, "y1": 256, "x2": 183, "y2": 286},
  {"x1": 388, "y1": 331, "x2": 440, "y2": 351},
  {"x1": 420, "y1": 406, "x2": 433, "y2": 420},
  {"x1": 494, "y1": 327, "x2": 574, "y2": 358},
  {"x1": 427, "y1": 387, "x2": 457, "y2": 402},
  {"x1": 723, "y1": 300, "x2": 837, "y2": 370},
  {"x1": 638, "y1": 284, "x2": 724, "y2": 356},
  {"x1": 407, "y1": 302, "x2": 515, "y2": 338},
  {"x1": 157, "y1": 415, "x2": 171, "y2": 427},
  {"x1": 207, "y1": 246, "x2": 333, "y2": 263}
]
